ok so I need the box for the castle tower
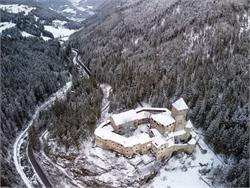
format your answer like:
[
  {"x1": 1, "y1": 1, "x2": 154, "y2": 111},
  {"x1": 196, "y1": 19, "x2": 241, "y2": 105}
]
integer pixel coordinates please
[{"x1": 171, "y1": 98, "x2": 188, "y2": 131}]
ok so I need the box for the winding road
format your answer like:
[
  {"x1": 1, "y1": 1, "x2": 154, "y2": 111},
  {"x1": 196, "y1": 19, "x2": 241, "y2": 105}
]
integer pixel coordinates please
[
  {"x1": 72, "y1": 48, "x2": 91, "y2": 77},
  {"x1": 13, "y1": 49, "x2": 92, "y2": 188},
  {"x1": 13, "y1": 50, "x2": 87, "y2": 188},
  {"x1": 27, "y1": 144, "x2": 52, "y2": 187}
]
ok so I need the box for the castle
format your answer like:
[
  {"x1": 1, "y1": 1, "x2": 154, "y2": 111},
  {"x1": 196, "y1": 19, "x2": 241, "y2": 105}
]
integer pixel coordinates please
[{"x1": 94, "y1": 98, "x2": 198, "y2": 160}]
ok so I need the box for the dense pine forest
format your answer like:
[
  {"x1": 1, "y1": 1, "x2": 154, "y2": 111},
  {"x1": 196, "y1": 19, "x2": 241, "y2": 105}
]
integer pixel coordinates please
[
  {"x1": 1, "y1": 28, "x2": 71, "y2": 186},
  {"x1": 1, "y1": 0, "x2": 249, "y2": 187},
  {"x1": 67, "y1": 0, "x2": 249, "y2": 186}
]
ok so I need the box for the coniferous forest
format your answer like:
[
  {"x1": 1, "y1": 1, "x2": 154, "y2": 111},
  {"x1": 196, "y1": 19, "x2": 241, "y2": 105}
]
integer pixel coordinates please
[{"x1": 1, "y1": 0, "x2": 249, "y2": 187}]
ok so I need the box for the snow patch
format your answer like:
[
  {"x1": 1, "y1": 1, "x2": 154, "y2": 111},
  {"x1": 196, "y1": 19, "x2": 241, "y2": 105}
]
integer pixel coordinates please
[
  {"x1": 44, "y1": 25, "x2": 76, "y2": 41},
  {"x1": 161, "y1": 18, "x2": 165, "y2": 27},
  {"x1": 87, "y1": 6, "x2": 93, "y2": 9},
  {"x1": 148, "y1": 137, "x2": 223, "y2": 188},
  {"x1": 0, "y1": 22, "x2": 16, "y2": 33},
  {"x1": 21, "y1": 31, "x2": 34, "y2": 38},
  {"x1": 62, "y1": 8, "x2": 77, "y2": 14},
  {"x1": 0, "y1": 4, "x2": 35, "y2": 15}
]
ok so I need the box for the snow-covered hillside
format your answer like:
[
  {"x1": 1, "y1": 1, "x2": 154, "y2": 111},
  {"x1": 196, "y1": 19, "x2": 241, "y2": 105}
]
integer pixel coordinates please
[
  {"x1": 0, "y1": 1, "x2": 80, "y2": 42},
  {"x1": 149, "y1": 138, "x2": 224, "y2": 188},
  {"x1": 0, "y1": 22, "x2": 16, "y2": 33},
  {"x1": 0, "y1": 4, "x2": 36, "y2": 15},
  {"x1": 37, "y1": 0, "x2": 104, "y2": 23},
  {"x1": 44, "y1": 20, "x2": 78, "y2": 41}
]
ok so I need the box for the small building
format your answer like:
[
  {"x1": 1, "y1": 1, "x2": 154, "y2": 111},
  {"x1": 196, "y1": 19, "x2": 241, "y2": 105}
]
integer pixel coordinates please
[
  {"x1": 150, "y1": 112, "x2": 175, "y2": 134},
  {"x1": 171, "y1": 98, "x2": 189, "y2": 131}
]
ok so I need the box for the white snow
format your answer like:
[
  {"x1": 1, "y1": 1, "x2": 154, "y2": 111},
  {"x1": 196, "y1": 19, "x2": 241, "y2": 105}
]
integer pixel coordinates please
[
  {"x1": 151, "y1": 112, "x2": 175, "y2": 126},
  {"x1": 111, "y1": 107, "x2": 172, "y2": 127},
  {"x1": 172, "y1": 97, "x2": 189, "y2": 111},
  {"x1": 185, "y1": 120, "x2": 193, "y2": 129},
  {"x1": 69, "y1": 0, "x2": 81, "y2": 4},
  {"x1": 87, "y1": 6, "x2": 93, "y2": 9},
  {"x1": 111, "y1": 110, "x2": 140, "y2": 126},
  {"x1": 170, "y1": 129, "x2": 186, "y2": 137},
  {"x1": 95, "y1": 123, "x2": 153, "y2": 147},
  {"x1": 21, "y1": 31, "x2": 34, "y2": 37},
  {"x1": 52, "y1": 20, "x2": 68, "y2": 27},
  {"x1": 0, "y1": 4, "x2": 35, "y2": 15},
  {"x1": 34, "y1": 16, "x2": 39, "y2": 22},
  {"x1": 161, "y1": 18, "x2": 165, "y2": 27},
  {"x1": 40, "y1": 133, "x2": 85, "y2": 188},
  {"x1": 41, "y1": 33, "x2": 51, "y2": 41},
  {"x1": 87, "y1": 10, "x2": 95, "y2": 15},
  {"x1": 0, "y1": 22, "x2": 16, "y2": 33},
  {"x1": 62, "y1": 8, "x2": 77, "y2": 14},
  {"x1": 134, "y1": 37, "x2": 143, "y2": 45},
  {"x1": 148, "y1": 137, "x2": 223, "y2": 188},
  {"x1": 136, "y1": 107, "x2": 171, "y2": 114},
  {"x1": 75, "y1": 7, "x2": 86, "y2": 12},
  {"x1": 43, "y1": 19, "x2": 77, "y2": 41},
  {"x1": 44, "y1": 25, "x2": 76, "y2": 40},
  {"x1": 151, "y1": 129, "x2": 167, "y2": 148},
  {"x1": 239, "y1": 13, "x2": 250, "y2": 36},
  {"x1": 99, "y1": 84, "x2": 112, "y2": 122},
  {"x1": 188, "y1": 138, "x2": 196, "y2": 145}
]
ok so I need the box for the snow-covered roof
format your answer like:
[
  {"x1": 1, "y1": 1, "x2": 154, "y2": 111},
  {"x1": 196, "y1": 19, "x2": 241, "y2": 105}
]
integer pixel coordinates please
[
  {"x1": 110, "y1": 110, "x2": 139, "y2": 126},
  {"x1": 95, "y1": 123, "x2": 152, "y2": 147},
  {"x1": 150, "y1": 129, "x2": 167, "y2": 148},
  {"x1": 188, "y1": 138, "x2": 197, "y2": 145},
  {"x1": 172, "y1": 98, "x2": 188, "y2": 111},
  {"x1": 168, "y1": 130, "x2": 186, "y2": 138},
  {"x1": 190, "y1": 131, "x2": 198, "y2": 139},
  {"x1": 110, "y1": 107, "x2": 171, "y2": 126},
  {"x1": 151, "y1": 112, "x2": 175, "y2": 126},
  {"x1": 136, "y1": 107, "x2": 171, "y2": 114},
  {"x1": 152, "y1": 135, "x2": 167, "y2": 148},
  {"x1": 166, "y1": 137, "x2": 175, "y2": 147},
  {"x1": 136, "y1": 111, "x2": 152, "y2": 120},
  {"x1": 185, "y1": 120, "x2": 193, "y2": 129}
]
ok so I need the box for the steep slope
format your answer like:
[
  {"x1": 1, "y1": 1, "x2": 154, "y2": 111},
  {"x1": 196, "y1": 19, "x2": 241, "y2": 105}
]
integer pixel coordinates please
[
  {"x1": 0, "y1": 0, "x2": 76, "y2": 187},
  {"x1": 0, "y1": 0, "x2": 81, "y2": 40},
  {"x1": 37, "y1": 0, "x2": 105, "y2": 22},
  {"x1": 69, "y1": 0, "x2": 249, "y2": 186}
]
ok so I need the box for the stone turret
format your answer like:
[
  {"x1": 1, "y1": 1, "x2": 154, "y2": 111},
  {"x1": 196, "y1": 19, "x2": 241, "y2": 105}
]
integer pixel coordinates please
[{"x1": 171, "y1": 98, "x2": 188, "y2": 131}]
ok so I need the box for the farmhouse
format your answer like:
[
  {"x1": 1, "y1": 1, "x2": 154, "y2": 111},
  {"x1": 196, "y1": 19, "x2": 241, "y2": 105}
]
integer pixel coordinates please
[{"x1": 94, "y1": 98, "x2": 198, "y2": 160}]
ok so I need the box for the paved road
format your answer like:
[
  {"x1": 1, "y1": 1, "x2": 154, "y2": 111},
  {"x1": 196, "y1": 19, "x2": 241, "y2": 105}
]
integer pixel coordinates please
[
  {"x1": 27, "y1": 144, "x2": 53, "y2": 187},
  {"x1": 26, "y1": 49, "x2": 90, "y2": 188},
  {"x1": 13, "y1": 52, "x2": 73, "y2": 188},
  {"x1": 72, "y1": 49, "x2": 91, "y2": 77}
]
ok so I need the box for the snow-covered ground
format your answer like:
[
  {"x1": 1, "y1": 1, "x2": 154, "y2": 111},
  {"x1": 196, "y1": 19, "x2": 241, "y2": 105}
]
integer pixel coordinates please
[
  {"x1": 21, "y1": 31, "x2": 35, "y2": 38},
  {"x1": 148, "y1": 138, "x2": 223, "y2": 188},
  {"x1": 43, "y1": 131, "x2": 223, "y2": 188},
  {"x1": 99, "y1": 84, "x2": 112, "y2": 123},
  {"x1": 63, "y1": 8, "x2": 77, "y2": 14},
  {"x1": 0, "y1": 22, "x2": 16, "y2": 33},
  {"x1": 0, "y1": 4, "x2": 35, "y2": 15},
  {"x1": 44, "y1": 20, "x2": 77, "y2": 41}
]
